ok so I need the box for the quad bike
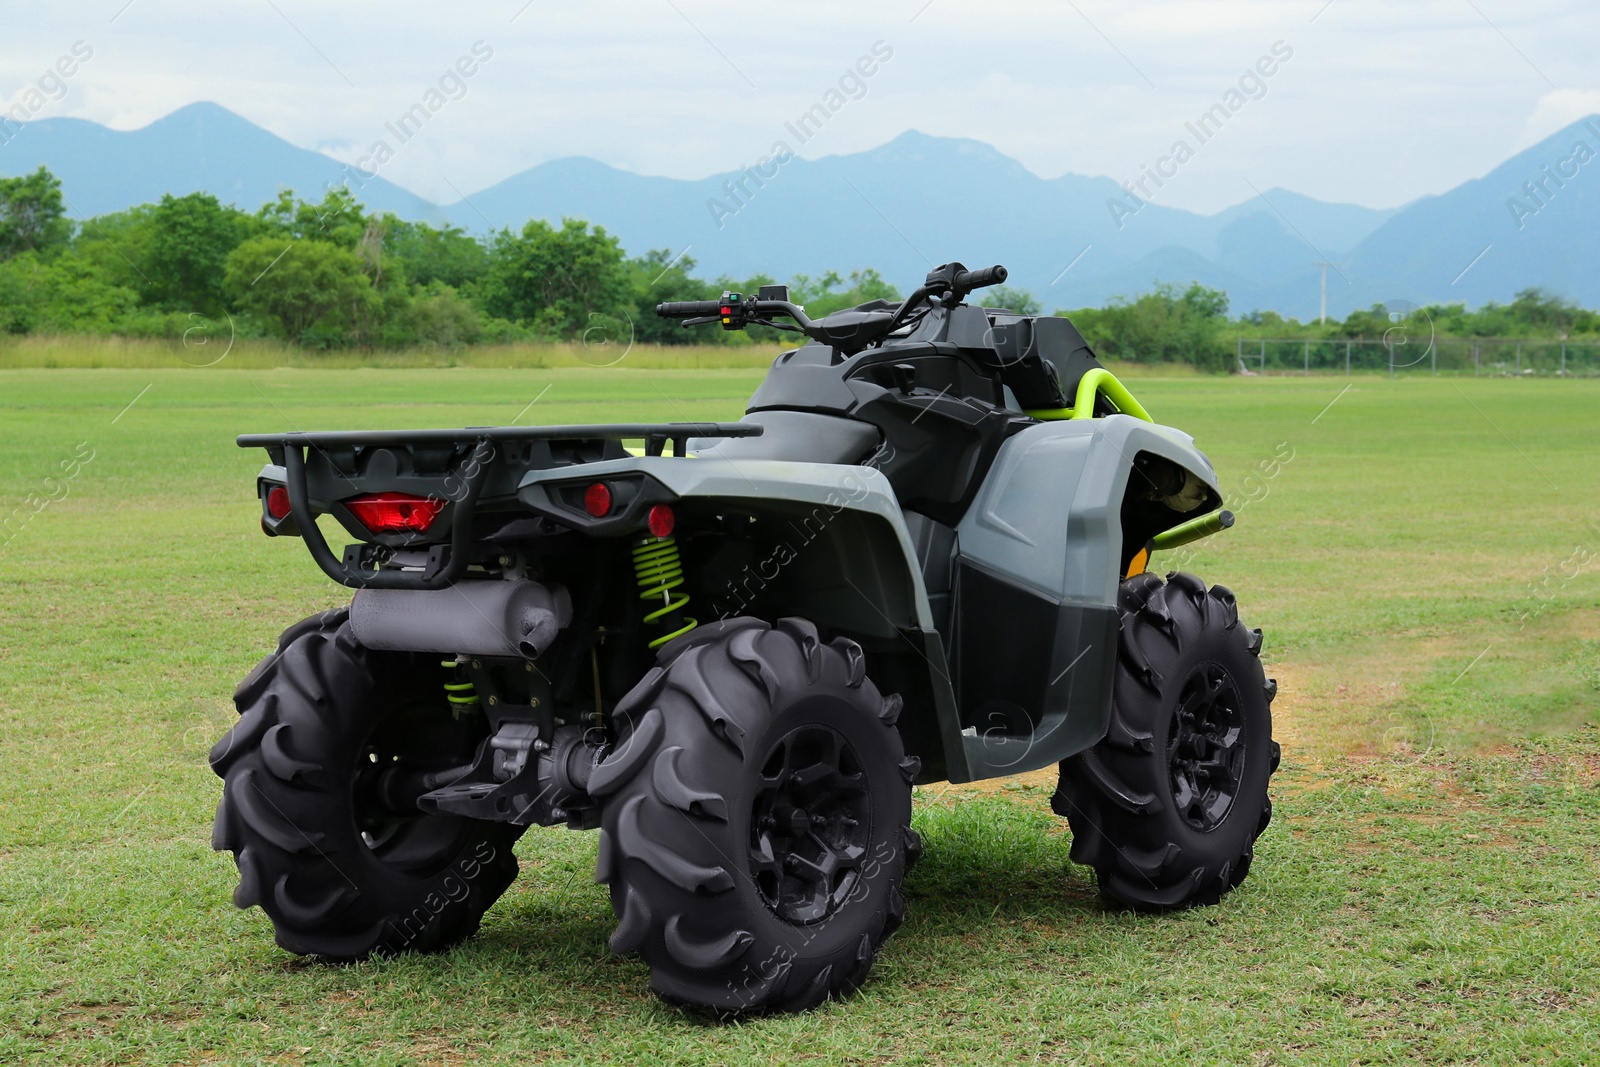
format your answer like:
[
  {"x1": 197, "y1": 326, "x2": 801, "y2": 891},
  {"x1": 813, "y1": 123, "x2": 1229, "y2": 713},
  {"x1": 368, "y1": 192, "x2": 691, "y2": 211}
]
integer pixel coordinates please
[{"x1": 211, "y1": 260, "x2": 1278, "y2": 1014}]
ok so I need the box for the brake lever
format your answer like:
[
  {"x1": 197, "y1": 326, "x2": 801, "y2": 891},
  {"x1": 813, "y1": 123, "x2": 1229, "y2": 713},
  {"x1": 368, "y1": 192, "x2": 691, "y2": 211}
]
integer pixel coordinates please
[{"x1": 747, "y1": 318, "x2": 805, "y2": 334}]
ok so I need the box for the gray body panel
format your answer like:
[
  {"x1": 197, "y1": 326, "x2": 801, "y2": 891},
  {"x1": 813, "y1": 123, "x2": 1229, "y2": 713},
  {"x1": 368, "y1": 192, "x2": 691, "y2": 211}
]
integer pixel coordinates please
[
  {"x1": 511, "y1": 418, "x2": 1219, "y2": 784},
  {"x1": 520, "y1": 455, "x2": 976, "y2": 783},
  {"x1": 520, "y1": 456, "x2": 934, "y2": 631},
  {"x1": 948, "y1": 416, "x2": 1221, "y2": 778},
  {"x1": 956, "y1": 415, "x2": 1219, "y2": 607}
]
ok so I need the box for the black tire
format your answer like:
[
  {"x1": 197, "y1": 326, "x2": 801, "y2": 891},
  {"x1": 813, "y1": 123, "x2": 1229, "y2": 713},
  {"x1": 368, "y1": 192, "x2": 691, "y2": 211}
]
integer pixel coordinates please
[
  {"x1": 210, "y1": 608, "x2": 522, "y2": 959},
  {"x1": 593, "y1": 617, "x2": 919, "y2": 1015},
  {"x1": 1052, "y1": 572, "x2": 1280, "y2": 910}
]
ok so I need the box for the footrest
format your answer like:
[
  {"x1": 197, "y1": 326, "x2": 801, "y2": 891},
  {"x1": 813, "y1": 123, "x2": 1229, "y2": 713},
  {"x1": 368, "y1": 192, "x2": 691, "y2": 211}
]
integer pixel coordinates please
[{"x1": 419, "y1": 780, "x2": 516, "y2": 818}]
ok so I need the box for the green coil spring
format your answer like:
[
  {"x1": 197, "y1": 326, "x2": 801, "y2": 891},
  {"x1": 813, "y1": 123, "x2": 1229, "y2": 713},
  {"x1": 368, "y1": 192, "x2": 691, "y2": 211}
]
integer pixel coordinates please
[
  {"x1": 441, "y1": 660, "x2": 478, "y2": 708},
  {"x1": 632, "y1": 536, "x2": 697, "y2": 649}
]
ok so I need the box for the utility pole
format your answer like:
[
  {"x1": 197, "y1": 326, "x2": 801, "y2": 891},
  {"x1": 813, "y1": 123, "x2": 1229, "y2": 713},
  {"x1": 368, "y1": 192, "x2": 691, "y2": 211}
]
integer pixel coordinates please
[{"x1": 1312, "y1": 262, "x2": 1334, "y2": 324}]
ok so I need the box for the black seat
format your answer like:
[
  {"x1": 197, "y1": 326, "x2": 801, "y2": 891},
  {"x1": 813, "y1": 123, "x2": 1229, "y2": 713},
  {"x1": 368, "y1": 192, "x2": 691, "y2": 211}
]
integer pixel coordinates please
[{"x1": 689, "y1": 410, "x2": 881, "y2": 465}]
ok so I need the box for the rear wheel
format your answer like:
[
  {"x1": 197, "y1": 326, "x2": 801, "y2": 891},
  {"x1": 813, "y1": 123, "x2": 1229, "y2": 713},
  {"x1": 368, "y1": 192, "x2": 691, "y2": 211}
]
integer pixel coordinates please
[
  {"x1": 593, "y1": 617, "x2": 918, "y2": 1015},
  {"x1": 210, "y1": 608, "x2": 521, "y2": 958},
  {"x1": 1052, "y1": 572, "x2": 1279, "y2": 910}
]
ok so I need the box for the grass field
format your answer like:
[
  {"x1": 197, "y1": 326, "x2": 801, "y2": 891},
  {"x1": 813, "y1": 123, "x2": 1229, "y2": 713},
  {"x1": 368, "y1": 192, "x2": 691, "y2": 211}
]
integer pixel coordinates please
[{"x1": 1, "y1": 365, "x2": 1597, "y2": 1065}]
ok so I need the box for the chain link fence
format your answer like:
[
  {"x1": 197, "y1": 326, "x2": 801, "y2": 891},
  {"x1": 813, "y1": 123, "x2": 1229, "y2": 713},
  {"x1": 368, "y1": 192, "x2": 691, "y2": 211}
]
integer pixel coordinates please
[{"x1": 1236, "y1": 338, "x2": 1600, "y2": 376}]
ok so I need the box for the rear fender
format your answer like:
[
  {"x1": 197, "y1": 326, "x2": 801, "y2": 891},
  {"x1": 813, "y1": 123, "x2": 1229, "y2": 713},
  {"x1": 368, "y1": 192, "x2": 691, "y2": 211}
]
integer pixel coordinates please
[{"x1": 518, "y1": 457, "x2": 969, "y2": 783}]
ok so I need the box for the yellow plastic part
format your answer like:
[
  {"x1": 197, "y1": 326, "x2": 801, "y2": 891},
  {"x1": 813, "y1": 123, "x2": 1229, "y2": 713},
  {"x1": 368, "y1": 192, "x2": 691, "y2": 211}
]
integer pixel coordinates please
[{"x1": 622, "y1": 445, "x2": 697, "y2": 458}]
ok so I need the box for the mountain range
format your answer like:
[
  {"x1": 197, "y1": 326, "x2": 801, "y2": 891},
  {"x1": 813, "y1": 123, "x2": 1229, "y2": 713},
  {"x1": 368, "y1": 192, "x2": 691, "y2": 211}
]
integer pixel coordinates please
[{"x1": 3, "y1": 101, "x2": 1597, "y2": 319}]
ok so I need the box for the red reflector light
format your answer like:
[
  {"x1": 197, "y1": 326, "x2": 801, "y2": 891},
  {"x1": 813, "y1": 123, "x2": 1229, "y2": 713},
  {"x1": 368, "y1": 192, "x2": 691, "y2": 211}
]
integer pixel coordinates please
[
  {"x1": 584, "y1": 482, "x2": 613, "y2": 517},
  {"x1": 343, "y1": 492, "x2": 446, "y2": 534},
  {"x1": 647, "y1": 504, "x2": 675, "y2": 538},
  {"x1": 265, "y1": 486, "x2": 291, "y2": 520}
]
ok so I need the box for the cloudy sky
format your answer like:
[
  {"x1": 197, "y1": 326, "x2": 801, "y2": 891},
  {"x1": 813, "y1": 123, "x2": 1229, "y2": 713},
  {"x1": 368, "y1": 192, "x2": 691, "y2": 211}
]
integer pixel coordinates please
[{"x1": 2, "y1": 0, "x2": 1597, "y2": 212}]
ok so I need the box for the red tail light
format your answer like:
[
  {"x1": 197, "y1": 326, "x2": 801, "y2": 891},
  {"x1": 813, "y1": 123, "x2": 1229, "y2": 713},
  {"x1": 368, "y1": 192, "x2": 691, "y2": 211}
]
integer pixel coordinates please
[
  {"x1": 343, "y1": 492, "x2": 446, "y2": 534},
  {"x1": 647, "y1": 504, "x2": 675, "y2": 538},
  {"x1": 265, "y1": 486, "x2": 292, "y2": 520},
  {"x1": 584, "y1": 482, "x2": 613, "y2": 517}
]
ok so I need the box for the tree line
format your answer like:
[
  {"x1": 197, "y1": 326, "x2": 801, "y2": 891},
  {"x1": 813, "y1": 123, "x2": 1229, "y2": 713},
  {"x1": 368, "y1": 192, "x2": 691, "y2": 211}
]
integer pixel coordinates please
[
  {"x1": 0, "y1": 165, "x2": 898, "y2": 349},
  {"x1": 1, "y1": 165, "x2": 1594, "y2": 367}
]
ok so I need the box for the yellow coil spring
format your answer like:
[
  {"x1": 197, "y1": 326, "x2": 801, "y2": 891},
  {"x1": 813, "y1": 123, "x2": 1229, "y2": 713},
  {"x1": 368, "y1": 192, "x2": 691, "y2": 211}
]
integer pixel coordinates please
[
  {"x1": 632, "y1": 536, "x2": 697, "y2": 649},
  {"x1": 441, "y1": 660, "x2": 478, "y2": 706}
]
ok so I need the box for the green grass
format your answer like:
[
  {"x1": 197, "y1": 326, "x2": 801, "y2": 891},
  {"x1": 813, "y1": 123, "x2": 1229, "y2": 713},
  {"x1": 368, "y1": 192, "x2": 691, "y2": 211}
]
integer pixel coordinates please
[
  {"x1": 0, "y1": 333, "x2": 1199, "y2": 379},
  {"x1": 0, "y1": 334, "x2": 792, "y2": 371},
  {"x1": 1, "y1": 368, "x2": 1597, "y2": 1065}
]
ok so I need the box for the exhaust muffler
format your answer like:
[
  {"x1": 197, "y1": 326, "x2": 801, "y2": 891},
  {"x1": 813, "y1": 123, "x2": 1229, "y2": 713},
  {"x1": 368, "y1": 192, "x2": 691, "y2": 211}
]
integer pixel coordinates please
[{"x1": 351, "y1": 579, "x2": 572, "y2": 659}]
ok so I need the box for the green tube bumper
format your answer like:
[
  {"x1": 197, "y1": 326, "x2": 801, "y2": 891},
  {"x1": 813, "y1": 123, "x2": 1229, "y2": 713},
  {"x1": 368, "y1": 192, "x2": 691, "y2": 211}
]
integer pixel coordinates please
[
  {"x1": 1025, "y1": 368, "x2": 1154, "y2": 423},
  {"x1": 1151, "y1": 508, "x2": 1235, "y2": 552}
]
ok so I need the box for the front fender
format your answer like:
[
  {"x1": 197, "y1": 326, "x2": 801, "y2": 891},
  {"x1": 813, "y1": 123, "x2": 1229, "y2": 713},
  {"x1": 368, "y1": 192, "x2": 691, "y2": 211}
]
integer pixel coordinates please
[
  {"x1": 957, "y1": 415, "x2": 1221, "y2": 607},
  {"x1": 947, "y1": 416, "x2": 1223, "y2": 779}
]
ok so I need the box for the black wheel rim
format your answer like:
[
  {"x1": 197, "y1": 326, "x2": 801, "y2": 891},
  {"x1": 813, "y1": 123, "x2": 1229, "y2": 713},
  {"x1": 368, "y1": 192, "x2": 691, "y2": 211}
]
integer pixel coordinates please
[
  {"x1": 352, "y1": 692, "x2": 479, "y2": 877},
  {"x1": 749, "y1": 724, "x2": 873, "y2": 925},
  {"x1": 1168, "y1": 663, "x2": 1246, "y2": 832}
]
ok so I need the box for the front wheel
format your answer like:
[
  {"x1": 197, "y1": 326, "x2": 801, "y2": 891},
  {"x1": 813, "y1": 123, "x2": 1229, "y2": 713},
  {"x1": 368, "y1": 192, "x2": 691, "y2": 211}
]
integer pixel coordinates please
[
  {"x1": 1053, "y1": 572, "x2": 1279, "y2": 910},
  {"x1": 593, "y1": 617, "x2": 919, "y2": 1015}
]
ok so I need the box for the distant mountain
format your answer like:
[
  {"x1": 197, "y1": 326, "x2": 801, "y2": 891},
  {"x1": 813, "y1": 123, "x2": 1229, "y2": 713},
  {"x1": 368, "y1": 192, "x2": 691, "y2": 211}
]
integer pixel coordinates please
[
  {"x1": 3, "y1": 103, "x2": 1596, "y2": 318},
  {"x1": 1342, "y1": 117, "x2": 1600, "y2": 313},
  {"x1": 440, "y1": 130, "x2": 1401, "y2": 317},
  {"x1": 0, "y1": 102, "x2": 441, "y2": 222}
]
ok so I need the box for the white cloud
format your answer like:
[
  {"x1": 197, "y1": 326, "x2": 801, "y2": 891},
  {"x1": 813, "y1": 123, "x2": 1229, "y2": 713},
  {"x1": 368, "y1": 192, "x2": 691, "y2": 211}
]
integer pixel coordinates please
[
  {"x1": 0, "y1": 0, "x2": 1596, "y2": 211},
  {"x1": 1517, "y1": 89, "x2": 1600, "y2": 150}
]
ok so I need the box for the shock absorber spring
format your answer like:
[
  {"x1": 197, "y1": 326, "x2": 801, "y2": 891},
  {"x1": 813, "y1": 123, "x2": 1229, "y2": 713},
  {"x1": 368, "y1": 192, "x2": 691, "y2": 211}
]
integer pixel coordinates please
[
  {"x1": 441, "y1": 659, "x2": 478, "y2": 715},
  {"x1": 632, "y1": 535, "x2": 697, "y2": 649}
]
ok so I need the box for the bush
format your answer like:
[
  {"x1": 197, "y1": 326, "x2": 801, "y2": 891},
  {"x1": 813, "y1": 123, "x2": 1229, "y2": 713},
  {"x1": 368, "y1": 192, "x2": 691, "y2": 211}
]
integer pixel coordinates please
[
  {"x1": 393, "y1": 283, "x2": 484, "y2": 347},
  {"x1": 1061, "y1": 282, "x2": 1231, "y2": 371}
]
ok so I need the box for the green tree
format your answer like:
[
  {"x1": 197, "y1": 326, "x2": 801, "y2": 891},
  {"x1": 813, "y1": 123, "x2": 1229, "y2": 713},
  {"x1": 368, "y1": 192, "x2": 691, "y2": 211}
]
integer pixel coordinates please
[
  {"x1": 628, "y1": 248, "x2": 716, "y2": 345},
  {"x1": 1507, "y1": 288, "x2": 1580, "y2": 336},
  {"x1": 0, "y1": 250, "x2": 141, "y2": 335},
  {"x1": 391, "y1": 282, "x2": 484, "y2": 346},
  {"x1": 145, "y1": 192, "x2": 251, "y2": 313},
  {"x1": 1061, "y1": 281, "x2": 1230, "y2": 370},
  {"x1": 71, "y1": 206, "x2": 157, "y2": 295},
  {"x1": 985, "y1": 284, "x2": 1042, "y2": 315},
  {"x1": 0, "y1": 166, "x2": 72, "y2": 258},
  {"x1": 385, "y1": 219, "x2": 489, "y2": 289},
  {"x1": 256, "y1": 186, "x2": 369, "y2": 248},
  {"x1": 784, "y1": 268, "x2": 902, "y2": 318},
  {"x1": 0, "y1": 255, "x2": 37, "y2": 332},
  {"x1": 481, "y1": 218, "x2": 629, "y2": 337},
  {"x1": 223, "y1": 235, "x2": 376, "y2": 341}
]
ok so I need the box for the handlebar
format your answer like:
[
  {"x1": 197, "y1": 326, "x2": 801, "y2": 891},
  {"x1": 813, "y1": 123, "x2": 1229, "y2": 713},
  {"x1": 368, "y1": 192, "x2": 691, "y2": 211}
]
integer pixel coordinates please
[
  {"x1": 656, "y1": 260, "x2": 1010, "y2": 353},
  {"x1": 656, "y1": 300, "x2": 723, "y2": 318},
  {"x1": 954, "y1": 264, "x2": 1007, "y2": 293},
  {"x1": 656, "y1": 295, "x2": 817, "y2": 331},
  {"x1": 884, "y1": 261, "x2": 1010, "y2": 334}
]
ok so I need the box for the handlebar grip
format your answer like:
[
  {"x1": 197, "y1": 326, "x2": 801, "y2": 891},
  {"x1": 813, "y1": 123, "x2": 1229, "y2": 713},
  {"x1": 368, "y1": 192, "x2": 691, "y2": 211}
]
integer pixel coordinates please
[
  {"x1": 656, "y1": 300, "x2": 723, "y2": 318},
  {"x1": 955, "y1": 264, "x2": 1008, "y2": 291}
]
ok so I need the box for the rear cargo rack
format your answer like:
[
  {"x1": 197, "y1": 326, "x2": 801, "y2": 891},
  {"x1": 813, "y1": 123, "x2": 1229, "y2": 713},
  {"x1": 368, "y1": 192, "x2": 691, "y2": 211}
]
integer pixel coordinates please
[
  {"x1": 238, "y1": 423, "x2": 761, "y2": 590},
  {"x1": 237, "y1": 422, "x2": 761, "y2": 456}
]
